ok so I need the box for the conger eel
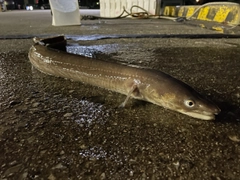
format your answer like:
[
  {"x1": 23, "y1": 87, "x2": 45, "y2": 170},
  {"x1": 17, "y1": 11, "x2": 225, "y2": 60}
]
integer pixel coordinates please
[{"x1": 28, "y1": 36, "x2": 220, "y2": 120}]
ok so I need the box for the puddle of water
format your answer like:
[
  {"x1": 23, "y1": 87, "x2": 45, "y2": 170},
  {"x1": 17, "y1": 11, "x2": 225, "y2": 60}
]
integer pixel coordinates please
[
  {"x1": 66, "y1": 34, "x2": 121, "y2": 41},
  {"x1": 79, "y1": 146, "x2": 108, "y2": 160},
  {"x1": 66, "y1": 43, "x2": 120, "y2": 58},
  {"x1": 68, "y1": 99, "x2": 110, "y2": 127}
]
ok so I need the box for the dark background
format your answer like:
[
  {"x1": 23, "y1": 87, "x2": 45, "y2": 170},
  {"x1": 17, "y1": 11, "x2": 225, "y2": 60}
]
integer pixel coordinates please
[{"x1": 4, "y1": 0, "x2": 240, "y2": 10}]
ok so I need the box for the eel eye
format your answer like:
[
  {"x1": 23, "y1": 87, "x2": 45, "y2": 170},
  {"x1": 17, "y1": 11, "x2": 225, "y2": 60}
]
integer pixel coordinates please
[{"x1": 185, "y1": 100, "x2": 195, "y2": 107}]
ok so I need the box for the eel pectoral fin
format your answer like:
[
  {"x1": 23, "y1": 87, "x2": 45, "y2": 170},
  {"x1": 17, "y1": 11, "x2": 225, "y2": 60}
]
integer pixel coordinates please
[{"x1": 119, "y1": 83, "x2": 140, "y2": 108}]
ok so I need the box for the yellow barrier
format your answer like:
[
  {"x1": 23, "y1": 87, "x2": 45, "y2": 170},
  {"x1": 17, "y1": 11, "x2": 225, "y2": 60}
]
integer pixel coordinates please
[
  {"x1": 163, "y1": 3, "x2": 240, "y2": 25},
  {"x1": 163, "y1": 6, "x2": 178, "y2": 17}
]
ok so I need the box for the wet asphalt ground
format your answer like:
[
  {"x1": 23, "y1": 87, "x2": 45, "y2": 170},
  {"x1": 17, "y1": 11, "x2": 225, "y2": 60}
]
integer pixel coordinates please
[{"x1": 0, "y1": 10, "x2": 240, "y2": 179}]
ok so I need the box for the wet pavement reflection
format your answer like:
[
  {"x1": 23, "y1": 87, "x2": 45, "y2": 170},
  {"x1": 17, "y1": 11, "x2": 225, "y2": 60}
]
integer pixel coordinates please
[{"x1": 0, "y1": 38, "x2": 240, "y2": 179}]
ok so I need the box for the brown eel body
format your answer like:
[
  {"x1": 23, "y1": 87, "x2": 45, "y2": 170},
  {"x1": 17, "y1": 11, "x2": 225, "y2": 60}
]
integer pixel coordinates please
[{"x1": 28, "y1": 36, "x2": 220, "y2": 120}]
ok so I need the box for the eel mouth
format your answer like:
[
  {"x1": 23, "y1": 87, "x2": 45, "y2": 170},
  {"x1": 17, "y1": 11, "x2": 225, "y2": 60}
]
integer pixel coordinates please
[{"x1": 180, "y1": 110, "x2": 220, "y2": 120}]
